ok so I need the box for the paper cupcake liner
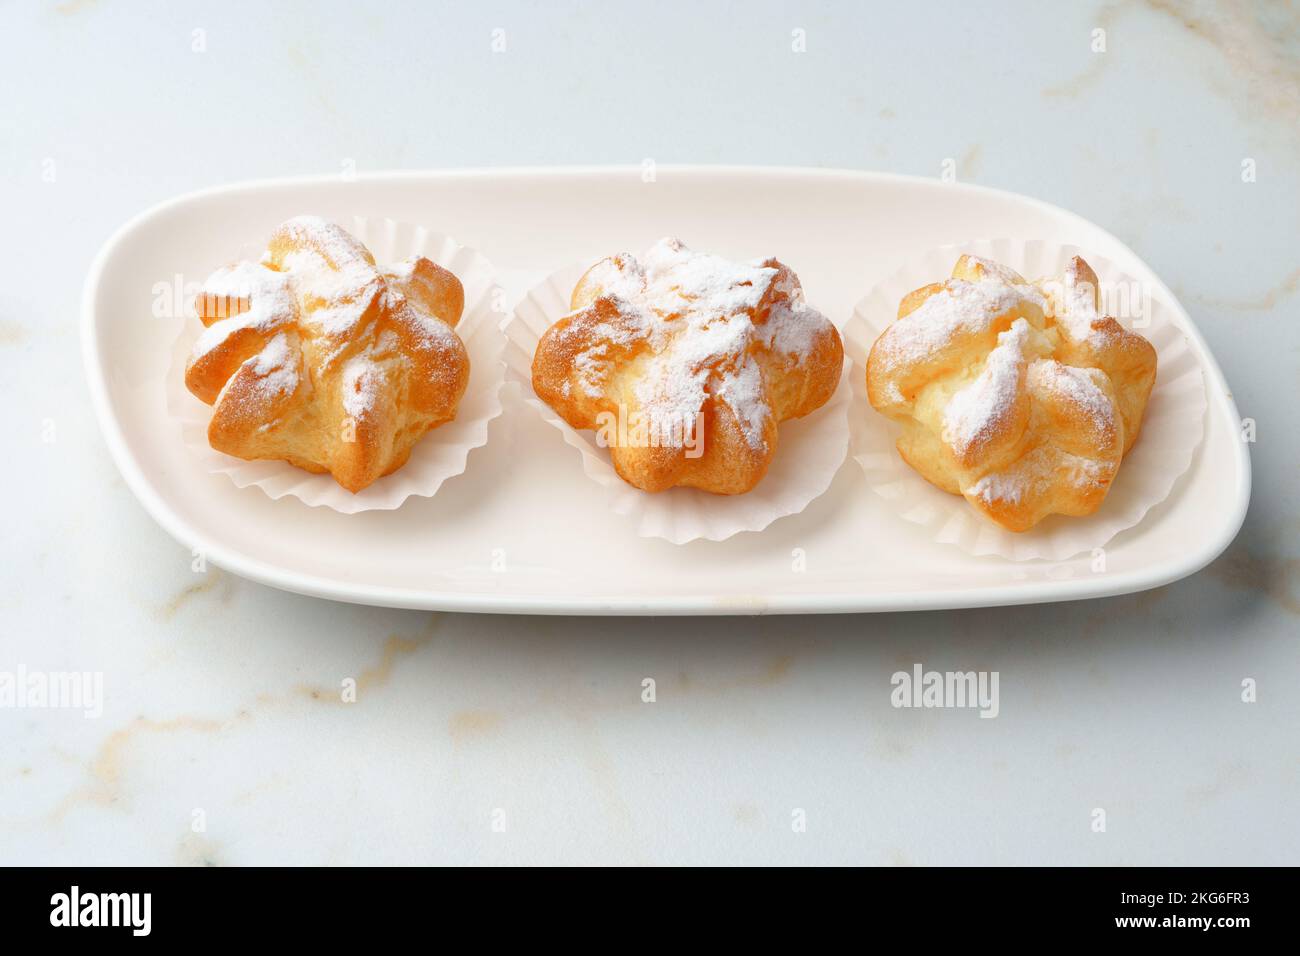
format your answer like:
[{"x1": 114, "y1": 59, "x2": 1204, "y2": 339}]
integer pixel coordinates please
[
  {"x1": 843, "y1": 238, "x2": 1207, "y2": 561},
  {"x1": 166, "y1": 216, "x2": 506, "y2": 513},
  {"x1": 503, "y1": 262, "x2": 852, "y2": 544}
]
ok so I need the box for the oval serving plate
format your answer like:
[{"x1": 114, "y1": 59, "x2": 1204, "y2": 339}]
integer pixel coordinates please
[{"x1": 81, "y1": 167, "x2": 1249, "y2": 614}]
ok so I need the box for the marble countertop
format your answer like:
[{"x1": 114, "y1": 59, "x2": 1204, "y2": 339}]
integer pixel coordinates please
[{"x1": 2, "y1": 0, "x2": 1296, "y2": 865}]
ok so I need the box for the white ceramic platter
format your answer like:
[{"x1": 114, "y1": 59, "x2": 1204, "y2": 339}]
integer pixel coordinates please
[{"x1": 82, "y1": 167, "x2": 1250, "y2": 614}]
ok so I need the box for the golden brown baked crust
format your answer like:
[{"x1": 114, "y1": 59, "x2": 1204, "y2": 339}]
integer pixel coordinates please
[
  {"x1": 531, "y1": 238, "x2": 843, "y2": 494},
  {"x1": 185, "y1": 216, "x2": 469, "y2": 493},
  {"x1": 866, "y1": 254, "x2": 1157, "y2": 531}
]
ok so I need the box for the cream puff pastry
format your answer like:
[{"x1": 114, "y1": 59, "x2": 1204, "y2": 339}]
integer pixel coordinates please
[
  {"x1": 185, "y1": 216, "x2": 470, "y2": 492},
  {"x1": 866, "y1": 254, "x2": 1156, "y2": 531},
  {"x1": 531, "y1": 238, "x2": 843, "y2": 494}
]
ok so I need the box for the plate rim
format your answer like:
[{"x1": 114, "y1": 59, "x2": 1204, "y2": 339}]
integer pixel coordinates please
[{"x1": 80, "y1": 165, "x2": 1252, "y2": 614}]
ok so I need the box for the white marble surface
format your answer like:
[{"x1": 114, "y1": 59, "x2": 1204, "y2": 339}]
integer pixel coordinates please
[{"x1": 2, "y1": 0, "x2": 1296, "y2": 865}]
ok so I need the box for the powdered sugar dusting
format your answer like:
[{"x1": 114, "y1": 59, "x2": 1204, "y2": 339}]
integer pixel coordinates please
[
  {"x1": 1041, "y1": 258, "x2": 1118, "y2": 348},
  {"x1": 943, "y1": 319, "x2": 1030, "y2": 456},
  {"x1": 192, "y1": 263, "x2": 295, "y2": 361},
  {"x1": 268, "y1": 217, "x2": 382, "y2": 338},
  {"x1": 641, "y1": 238, "x2": 774, "y2": 317},
  {"x1": 972, "y1": 449, "x2": 1110, "y2": 508},
  {"x1": 970, "y1": 469, "x2": 1024, "y2": 505},
  {"x1": 959, "y1": 358, "x2": 1118, "y2": 508},
  {"x1": 632, "y1": 352, "x2": 708, "y2": 446},
  {"x1": 275, "y1": 215, "x2": 372, "y2": 267},
  {"x1": 584, "y1": 254, "x2": 647, "y2": 303},
  {"x1": 399, "y1": 299, "x2": 461, "y2": 352},
  {"x1": 761, "y1": 268, "x2": 821, "y2": 359},
  {"x1": 209, "y1": 331, "x2": 301, "y2": 431},
  {"x1": 716, "y1": 354, "x2": 771, "y2": 447},
  {"x1": 201, "y1": 259, "x2": 293, "y2": 309},
  {"x1": 252, "y1": 331, "x2": 291, "y2": 377},
  {"x1": 573, "y1": 342, "x2": 616, "y2": 397},
  {"x1": 565, "y1": 238, "x2": 830, "y2": 450},
  {"x1": 251, "y1": 332, "x2": 298, "y2": 400},
  {"x1": 191, "y1": 217, "x2": 467, "y2": 433},
  {"x1": 382, "y1": 258, "x2": 417, "y2": 283},
  {"x1": 1027, "y1": 359, "x2": 1116, "y2": 433},
  {"x1": 876, "y1": 279, "x2": 1042, "y2": 370},
  {"x1": 341, "y1": 352, "x2": 382, "y2": 420},
  {"x1": 967, "y1": 256, "x2": 1024, "y2": 286},
  {"x1": 279, "y1": 248, "x2": 380, "y2": 337}
]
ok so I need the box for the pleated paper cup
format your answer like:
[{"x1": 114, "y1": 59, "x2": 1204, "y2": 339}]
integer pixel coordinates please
[
  {"x1": 843, "y1": 238, "x2": 1207, "y2": 561},
  {"x1": 503, "y1": 262, "x2": 852, "y2": 544},
  {"x1": 166, "y1": 217, "x2": 506, "y2": 513}
]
